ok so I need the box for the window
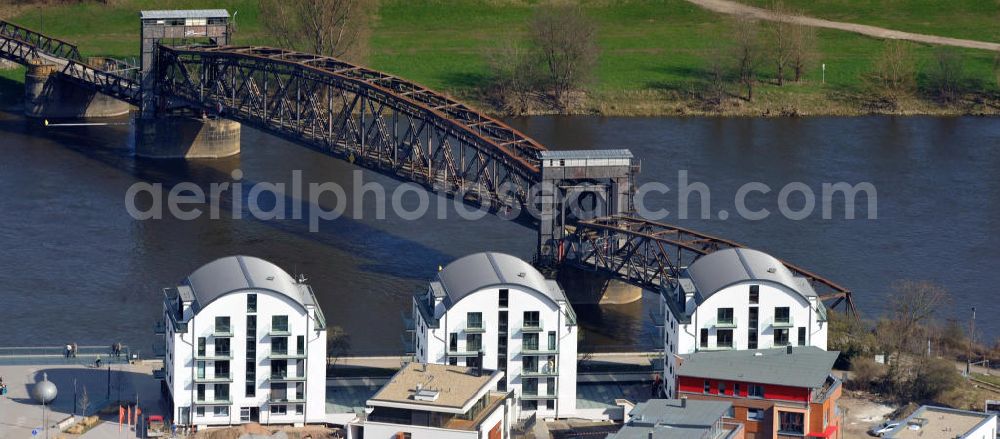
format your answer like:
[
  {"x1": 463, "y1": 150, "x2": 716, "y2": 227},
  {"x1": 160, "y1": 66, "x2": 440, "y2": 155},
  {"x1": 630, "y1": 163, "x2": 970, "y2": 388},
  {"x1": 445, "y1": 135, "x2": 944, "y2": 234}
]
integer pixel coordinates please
[
  {"x1": 748, "y1": 307, "x2": 759, "y2": 328},
  {"x1": 775, "y1": 307, "x2": 790, "y2": 324},
  {"x1": 216, "y1": 338, "x2": 230, "y2": 357},
  {"x1": 297, "y1": 335, "x2": 305, "y2": 355},
  {"x1": 498, "y1": 377, "x2": 507, "y2": 392},
  {"x1": 197, "y1": 337, "x2": 206, "y2": 356},
  {"x1": 498, "y1": 311, "x2": 508, "y2": 333},
  {"x1": 523, "y1": 311, "x2": 540, "y2": 328},
  {"x1": 214, "y1": 383, "x2": 229, "y2": 401},
  {"x1": 247, "y1": 316, "x2": 256, "y2": 338},
  {"x1": 700, "y1": 328, "x2": 709, "y2": 348},
  {"x1": 246, "y1": 383, "x2": 255, "y2": 397},
  {"x1": 270, "y1": 405, "x2": 287, "y2": 415},
  {"x1": 196, "y1": 384, "x2": 206, "y2": 401},
  {"x1": 523, "y1": 356, "x2": 538, "y2": 373},
  {"x1": 717, "y1": 329, "x2": 734, "y2": 348},
  {"x1": 296, "y1": 382, "x2": 305, "y2": 400},
  {"x1": 703, "y1": 380, "x2": 711, "y2": 394},
  {"x1": 215, "y1": 360, "x2": 230, "y2": 379},
  {"x1": 272, "y1": 337, "x2": 288, "y2": 355},
  {"x1": 213, "y1": 406, "x2": 228, "y2": 417},
  {"x1": 272, "y1": 315, "x2": 289, "y2": 333},
  {"x1": 196, "y1": 406, "x2": 205, "y2": 417},
  {"x1": 774, "y1": 328, "x2": 790, "y2": 346},
  {"x1": 748, "y1": 408, "x2": 765, "y2": 420},
  {"x1": 726, "y1": 405, "x2": 735, "y2": 418},
  {"x1": 523, "y1": 333, "x2": 539, "y2": 351},
  {"x1": 717, "y1": 308, "x2": 734, "y2": 325},
  {"x1": 272, "y1": 360, "x2": 288, "y2": 379},
  {"x1": 749, "y1": 285, "x2": 759, "y2": 304},
  {"x1": 546, "y1": 399, "x2": 555, "y2": 410},
  {"x1": 522, "y1": 400, "x2": 537, "y2": 411},
  {"x1": 547, "y1": 331, "x2": 556, "y2": 350},
  {"x1": 215, "y1": 316, "x2": 231, "y2": 334},
  {"x1": 196, "y1": 361, "x2": 206, "y2": 379},
  {"x1": 798, "y1": 327, "x2": 806, "y2": 346},
  {"x1": 448, "y1": 357, "x2": 458, "y2": 366},
  {"x1": 295, "y1": 404, "x2": 303, "y2": 415},
  {"x1": 467, "y1": 312, "x2": 483, "y2": 329},
  {"x1": 733, "y1": 383, "x2": 740, "y2": 397},
  {"x1": 499, "y1": 289, "x2": 509, "y2": 307},
  {"x1": 523, "y1": 378, "x2": 538, "y2": 395},
  {"x1": 718, "y1": 381, "x2": 725, "y2": 394},
  {"x1": 246, "y1": 361, "x2": 256, "y2": 396},
  {"x1": 748, "y1": 331, "x2": 758, "y2": 350},
  {"x1": 240, "y1": 407, "x2": 251, "y2": 422},
  {"x1": 449, "y1": 333, "x2": 458, "y2": 352},
  {"x1": 779, "y1": 411, "x2": 805, "y2": 434},
  {"x1": 247, "y1": 294, "x2": 257, "y2": 313},
  {"x1": 466, "y1": 333, "x2": 482, "y2": 352},
  {"x1": 749, "y1": 384, "x2": 764, "y2": 398}
]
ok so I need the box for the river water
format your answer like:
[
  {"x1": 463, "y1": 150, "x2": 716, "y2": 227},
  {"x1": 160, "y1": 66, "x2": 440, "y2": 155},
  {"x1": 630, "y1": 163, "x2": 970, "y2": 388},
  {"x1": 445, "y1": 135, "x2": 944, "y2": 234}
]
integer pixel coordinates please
[{"x1": 0, "y1": 113, "x2": 997, "y2": 355}]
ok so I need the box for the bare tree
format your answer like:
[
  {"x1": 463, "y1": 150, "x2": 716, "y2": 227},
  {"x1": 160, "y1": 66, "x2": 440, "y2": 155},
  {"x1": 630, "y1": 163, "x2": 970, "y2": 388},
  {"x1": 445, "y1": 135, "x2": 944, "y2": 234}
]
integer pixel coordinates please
[
  {"x1": 78, "y1": 385, "x2": 90, "y2": 416},
  {"x1": 767, "y1": 1, "x2": 793, "y2": 85},
  {"x1": 732, "y1": 17, "x2": 763, "y2": 100},
  {"x1": 485, "y1": 38, "x2": 538, "y2": 114},
  {"x1": 701, "y1": 35, "x2": 731, "y2": 105},
  {"x1": 259, "y1": 0, "x2": 376, "y2": 62},
  {"x1": 529, "y1": 1, "x2": 599, "y2": 108},
  {"x1": 788, "y1": 22, "x2": 817, "y2": 82},
  {"x1": 326, "y1": 325, "x2": 352, "y2": 366},
  {"x1": 863, "y1": 40, "x2": 916, "y2": 104},
  {"x1": 889, "y1": 280, "x2": 950, "y2": 334},
  {"x1": 926, "y1": 47, "x2": 965, "y2": 103}
]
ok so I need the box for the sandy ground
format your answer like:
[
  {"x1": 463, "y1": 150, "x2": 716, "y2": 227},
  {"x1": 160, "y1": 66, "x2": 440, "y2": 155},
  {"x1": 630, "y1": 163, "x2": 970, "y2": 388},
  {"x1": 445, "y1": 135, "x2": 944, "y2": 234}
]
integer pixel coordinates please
[
  {"x1": 685, "y1": 0, "x2": 1000, "y2": 52},
  {"x1": 840, "y1": 394, "x2": 896, "y2": 438}
]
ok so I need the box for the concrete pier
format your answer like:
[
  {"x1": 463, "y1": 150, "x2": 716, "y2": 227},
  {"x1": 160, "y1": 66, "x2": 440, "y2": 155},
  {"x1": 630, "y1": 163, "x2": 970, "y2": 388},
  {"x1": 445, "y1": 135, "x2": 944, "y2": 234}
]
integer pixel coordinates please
[
  {"x1": 558, "y1": 266, "x2": 643, "y2": 304},
  {"x1": 134, "y1": 115, "x2": 241, "y2": 158},
  {"x1": 23, "y1": 59, "x2": 131, "y2": 118}
]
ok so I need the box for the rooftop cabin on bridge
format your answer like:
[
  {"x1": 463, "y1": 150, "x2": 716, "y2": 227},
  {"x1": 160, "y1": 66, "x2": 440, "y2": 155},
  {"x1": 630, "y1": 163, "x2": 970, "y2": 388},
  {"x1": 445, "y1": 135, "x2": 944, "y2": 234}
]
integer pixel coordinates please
[
  {"x1": 538, "y1": 149, "x2": 637, "y2": 261},
  {"x1": 658, "y1": 248, "x2": 829, "y2": 399}
]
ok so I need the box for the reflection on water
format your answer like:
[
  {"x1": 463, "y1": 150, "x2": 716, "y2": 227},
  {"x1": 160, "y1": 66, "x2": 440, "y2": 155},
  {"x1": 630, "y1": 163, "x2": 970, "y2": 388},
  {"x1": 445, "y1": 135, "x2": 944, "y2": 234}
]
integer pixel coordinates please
[{"x1": 0, "y1": 112, "x2": 997, "y2": 354}]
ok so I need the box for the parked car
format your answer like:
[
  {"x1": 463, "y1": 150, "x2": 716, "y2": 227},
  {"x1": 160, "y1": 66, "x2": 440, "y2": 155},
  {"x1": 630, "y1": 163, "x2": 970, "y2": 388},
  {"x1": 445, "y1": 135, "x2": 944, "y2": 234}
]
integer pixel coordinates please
[{"x1": 868, "y1": 421, "x2": 900, "y2": 437}]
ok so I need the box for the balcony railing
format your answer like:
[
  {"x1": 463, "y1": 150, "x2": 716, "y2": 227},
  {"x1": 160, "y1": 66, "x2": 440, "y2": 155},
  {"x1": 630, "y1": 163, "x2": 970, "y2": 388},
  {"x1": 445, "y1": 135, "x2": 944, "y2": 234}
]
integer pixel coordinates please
[
  {"x1": 522, "y1": 346, "x2": 558, "y2": 355},
  {"x1": 269, "y1": 325, "x2": 291, "y2": 336},
  {"x1": 193, "y1": 397, "x2": 232, "y2": 405},
  {"x1": 194, "y1": 351, "x2": 232, "y2": 360},
  {"x1": 771, "y1": 316, "x2": 795, "y2": 328},
  {"x1": 521, "y1": 323, "x2": 543, "y2": 333},
  {"x1": 269, "y1": 373, "x2": 306, "y2": 382},
  {"x1": 268, "y1": 395, "x2": 306, "y2": 403},
  {"x1": 521, "y1": 367, "x2": 559, "y2": 377},
  {"x1": 712, "y1": 316, "x2": 738, "y2": 328},
  {"x1": 267, "y1": 351, "x2": 306, "y2": 360},
  {"x1": 213, "y1": 327, "x2": 233, "y2": 337},
  {"x1": 446, "y1": 348, "x2": 482, "y2": 357},
  {"x1": 465, "y1": 323, "x2": 486, "y2": 334},
  {"x1": 194, "y1": 374, "x2": 233, "y2": 383}
]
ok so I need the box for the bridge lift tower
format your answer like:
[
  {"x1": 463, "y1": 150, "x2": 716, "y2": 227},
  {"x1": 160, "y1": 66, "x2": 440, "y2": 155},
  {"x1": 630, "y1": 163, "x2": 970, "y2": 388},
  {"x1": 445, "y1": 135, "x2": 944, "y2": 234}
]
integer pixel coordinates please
[
  {"x1": 139, "y1": 9, "x2": 230, "y2": 118},
  {"x1": 537, "y1": 149, "x2": 637, "y2": 262}
]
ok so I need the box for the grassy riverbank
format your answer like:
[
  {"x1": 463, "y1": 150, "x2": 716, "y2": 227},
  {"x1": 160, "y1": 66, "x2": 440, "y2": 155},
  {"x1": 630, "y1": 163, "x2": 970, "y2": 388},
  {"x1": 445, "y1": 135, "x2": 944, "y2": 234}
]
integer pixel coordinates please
[{"x1": 3, "y1": 0, "x2": 999, "y2": 116}]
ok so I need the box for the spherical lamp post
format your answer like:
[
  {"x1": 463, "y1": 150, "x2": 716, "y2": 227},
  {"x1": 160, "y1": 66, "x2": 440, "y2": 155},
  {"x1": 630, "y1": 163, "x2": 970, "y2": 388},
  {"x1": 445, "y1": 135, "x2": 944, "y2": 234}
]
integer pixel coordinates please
[{"x1": 32, "y1": 373, "x2": 57, "y2": 439}]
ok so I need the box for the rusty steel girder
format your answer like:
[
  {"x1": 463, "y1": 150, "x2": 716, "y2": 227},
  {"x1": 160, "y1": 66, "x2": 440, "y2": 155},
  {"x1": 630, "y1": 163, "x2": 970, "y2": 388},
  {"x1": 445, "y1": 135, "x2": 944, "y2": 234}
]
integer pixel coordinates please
[
  {"x1": 156, "y1": 45, "x2": 544, "y2": 212},
  {"x1": 0, "y1": 19, "x2": 82, "y2": 63},
  {"x1": 563, "y1": 214, "x2": 859, "y2": 318}
]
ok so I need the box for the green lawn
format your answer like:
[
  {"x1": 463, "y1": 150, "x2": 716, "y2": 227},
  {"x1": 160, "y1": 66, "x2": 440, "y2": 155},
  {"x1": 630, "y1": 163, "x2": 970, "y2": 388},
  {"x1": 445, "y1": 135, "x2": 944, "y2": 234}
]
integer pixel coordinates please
[
  {"x1": 736, "y1": 0, "x2": 1000, "y2": 43},
  {"x1": 4, "y1": 0, "x2": 999, "y2": 115}
]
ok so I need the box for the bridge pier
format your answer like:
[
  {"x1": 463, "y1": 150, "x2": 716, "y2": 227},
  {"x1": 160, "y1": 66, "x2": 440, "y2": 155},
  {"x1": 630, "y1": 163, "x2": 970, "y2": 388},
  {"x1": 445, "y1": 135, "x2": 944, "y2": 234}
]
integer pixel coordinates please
[
  {"x1": 558, "y1": 266, "x2": 643, "y2": 305},
  {"x1": 23, "y1": 59, "x2": 131, "y2": 118},
  {"x1": 134, "y1": 115, "x2": 241, "y2": 159}
]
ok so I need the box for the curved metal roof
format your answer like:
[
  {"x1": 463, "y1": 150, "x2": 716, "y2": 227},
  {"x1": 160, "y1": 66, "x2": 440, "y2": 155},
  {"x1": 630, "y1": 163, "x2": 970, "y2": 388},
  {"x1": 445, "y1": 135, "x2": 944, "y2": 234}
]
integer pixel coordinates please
[
  {"x1": 437, "y1": 252, "x2": 561, "y2": 306},
  {"x1": 185, "y1": 255, "x2": 305, "y2": 309},
  {"x1": 686, "y1": 248, "x2": 817, "y2": 301}
]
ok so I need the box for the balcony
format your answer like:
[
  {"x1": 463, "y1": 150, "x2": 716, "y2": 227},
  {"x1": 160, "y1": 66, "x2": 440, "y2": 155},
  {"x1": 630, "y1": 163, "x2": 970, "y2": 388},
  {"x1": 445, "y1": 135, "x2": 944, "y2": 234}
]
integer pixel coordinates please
[
  {"x1": 446, "y1": 348, "x2": 483, "y2": 357},
  {"x1": 269, "y1": 373, "x2": 306, "y2": 382},
  {"x1": 268, "y1": 395, "x2": 306, "y2": 404},
  {"x1": 520, "y1": 392, "x2": 557, "y2": 400},
  {"x1": 194, "y1": 351, "x2": 232, "y2": 361},
  {"x1": 522, "y1": 346, "x2": 558, "y2": 355},
  {"x1": 213, "y1": 327, "x2": 234, "y2": 337},
  {"x1": 711, "y1": 316, "x2": 738, "y2": 329},
  {"x1": 521, "y1": 323, "x2": 543, "y2": 333},
  {"x1": 771, "y1": 316, "x2": 795, "y2": 328},
  {"x1": 267, "y1": 350, "x2": 307, "y2": 360},
  {"x1": 269, "y1": 326, "x2": 291, "y2": 336},
  {"x1": 193, "y1": 397, "x2": 232, "y2": 405},
  {"x1": 465, "y1": 324, "x2": 486, "y2": 334},
  {"x1": 521, "y1": 367, "x2": 559, "y2": 377},
  {"x1": 194, "y1": 374, "x2": 233, "y2": 383}
]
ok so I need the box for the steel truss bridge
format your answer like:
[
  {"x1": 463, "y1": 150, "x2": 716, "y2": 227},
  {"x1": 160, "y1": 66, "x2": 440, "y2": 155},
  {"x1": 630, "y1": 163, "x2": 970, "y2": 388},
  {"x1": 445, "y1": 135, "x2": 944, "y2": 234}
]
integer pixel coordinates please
[{"x1": 0, "y1": 18, "x2": 858, "y2": 318}]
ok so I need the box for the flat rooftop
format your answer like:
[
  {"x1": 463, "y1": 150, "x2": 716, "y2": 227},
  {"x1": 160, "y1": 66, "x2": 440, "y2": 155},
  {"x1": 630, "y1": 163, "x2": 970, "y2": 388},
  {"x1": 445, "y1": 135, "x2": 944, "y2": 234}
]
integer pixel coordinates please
[
  {"x1": 678, "y1": 346, "x2": 840, "y2": 389},
  {"x1": 607, "y1": 399, "x2": 732, "y2": 439},
  {"x1": 367, "y1": 363, "x2": 500, "y2": 412},
  {"x1": 140, "y1": 10, "x2": 229, "y2": 19},
  {"x1": 887, "y1": 406, "x2": 997, "y2": 439}
]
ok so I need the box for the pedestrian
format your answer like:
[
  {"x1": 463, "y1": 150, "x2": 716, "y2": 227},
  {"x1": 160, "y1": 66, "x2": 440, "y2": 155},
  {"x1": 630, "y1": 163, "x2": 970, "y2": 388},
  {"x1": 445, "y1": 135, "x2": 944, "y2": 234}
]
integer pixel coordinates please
[
  {"x1": 65, "y1": 343, "x2": 72, "y2": 358},
  {"x1": 651, "y1": 373, "x2": 663, "y2": 397},
  {"x1": 95, "y1": 357, "x2": 102, "y2": 368},
  {"x1": 72, "y1": 342, "x2": 78, "y2": 358}
]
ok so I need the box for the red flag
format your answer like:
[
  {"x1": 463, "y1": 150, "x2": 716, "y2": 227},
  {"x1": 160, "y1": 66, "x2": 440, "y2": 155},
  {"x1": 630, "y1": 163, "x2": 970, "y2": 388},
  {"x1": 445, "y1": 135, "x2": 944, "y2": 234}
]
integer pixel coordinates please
[
  {"x1": 135, "y1": 406, "x2": 141, "y2": 425},
  {"x1": 118, "y1": 406, "x2": 124, "y2": 432}
]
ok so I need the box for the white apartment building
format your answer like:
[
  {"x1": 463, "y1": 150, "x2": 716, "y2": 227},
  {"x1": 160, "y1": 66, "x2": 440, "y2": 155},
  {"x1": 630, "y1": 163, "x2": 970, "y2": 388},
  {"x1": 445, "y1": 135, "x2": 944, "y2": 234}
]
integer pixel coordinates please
[
  {"x1": 158, "y1": 255, "x2": 328, "y2": 428},
  {"x1": 352, "y1": 363, "x2": 512, "y2": 439},
  {"x1": 659, "y1": 248, "x2": 829, "y2": 398},
  {"x1": 411, "y1": 252, "x2": 578, "y2": 420}
]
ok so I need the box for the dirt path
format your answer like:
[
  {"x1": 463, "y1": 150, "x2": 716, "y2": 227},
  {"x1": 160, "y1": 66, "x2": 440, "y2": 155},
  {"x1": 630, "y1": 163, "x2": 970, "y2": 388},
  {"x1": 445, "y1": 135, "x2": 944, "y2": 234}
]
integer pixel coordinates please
[{"x1": 685, "y1": 0, "x2": 1000, "y2": 52}]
